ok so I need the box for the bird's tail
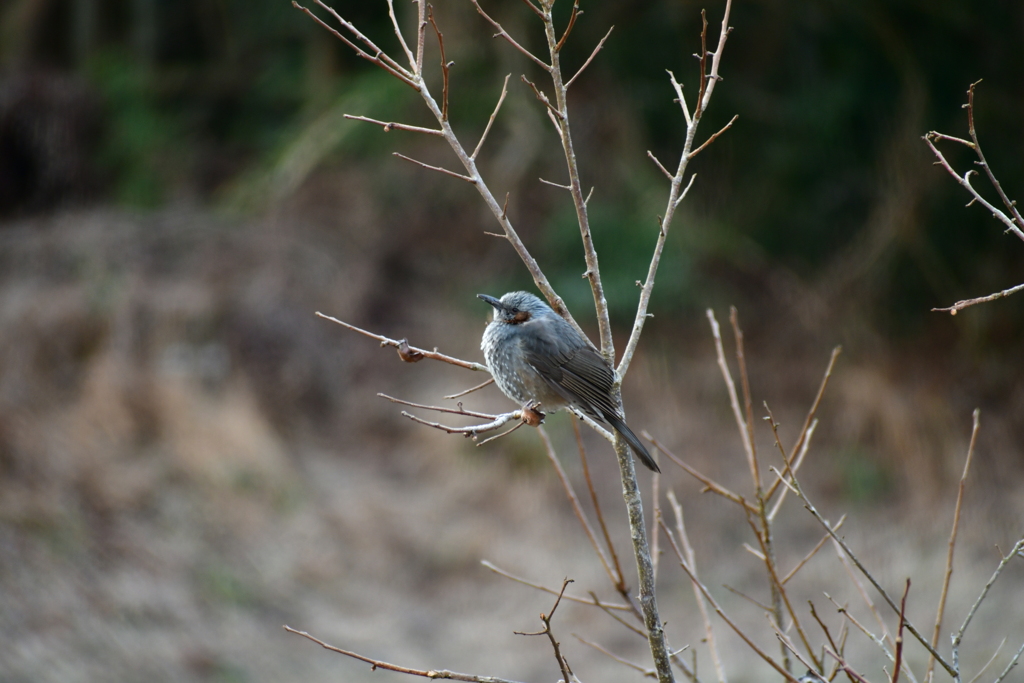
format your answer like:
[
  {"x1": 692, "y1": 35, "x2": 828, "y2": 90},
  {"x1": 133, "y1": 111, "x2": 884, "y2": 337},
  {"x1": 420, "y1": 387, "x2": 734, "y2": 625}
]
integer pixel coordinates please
[{"x1": 605, "y1": 414, "x2": 660, "y2": 473}]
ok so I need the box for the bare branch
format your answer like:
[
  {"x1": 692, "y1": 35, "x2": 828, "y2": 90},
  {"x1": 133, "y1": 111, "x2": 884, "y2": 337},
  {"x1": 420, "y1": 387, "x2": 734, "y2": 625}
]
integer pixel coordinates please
[
  {"x1": 565, "y1": 26, "x2": 615, "y2": 88},
  {"x1": 667, "y1": 489, "x2": 727, "y2": 683},
  {"x1": 932, "y1": 282, "x2": 1024, "y2": 314},
  {"x1": 315, "y1": 312, "x2": 488, "y2": 371},
  {"x1": 823, "y1": 648, "x2": 873, "y2": 683},
  {"x1": 414, "y1": 0, "x2": 426, "y2": 73},
  {"x1": 953, "y1": 538, "x2": 1024, "y2": 652},
  {"x1": 645, "y1": 434, "x2": 758, "y2": 514},
  {"x1": 574, "y1": 633, "x2": 658, "y2": 678},
  {"x1": 892, "y1": 579, "x2": 910, "y2": 683},
  {"x1": 924, "y1": 134, "x2": 1024, "y2": 242},
  {"x1": 385, "y1": 0, "x2": 416, "y2": 68},
  {"x1": 667, "y1": 70, "x2": 692, "y2": 126},
  {"x1": 574, "y1": 418, "x2": 626, "y2": 591},
  {"x1": 539, "y1": 177, "x2": 571, "y2": 190},
  {"x1": 648, "y1": 151, "x2": 674, "y2": 181},
  {"x1": 660, "y1": 519, "x2": 801, "y2": 683},
  {"x1": 393, "y1": 152, "x2": 478, "y2": 183},
  {"x1": 537, "y1": 427, "x2": 620, "y2": 589},
  {"x1": 514, "y1": 579, "x2": 574, "y2": 683},
  {"x1": 480, "y1": 560, "x2": 631, "y2": 611},
  {"x1": 472, "y1": 74, "x2": 511, "y2": 160},
  {"x1": 926, "y1": 409, "x2": 979, "y2": 682},
  {"x1": 781, "y1": 516, "x2": 846, "y2": 585},
  {"x1": 707, "y1": 309, "x2": 757, "y2": 482},
  {"x1": 444, "y1": 378, "x2": 495, "y2": 399},
  {"x1": 284, "y1": 626, "x2": 527, "y2": 683},
  {"x1": 343, "y1": 114, "x2": 444, "y2": 135},
  {"x1": 699, "y1": 0, "x2": 734, "y2": 114},
  {"x1": 963, "y1": 81, "x2": 1024, "y2": 231},
  {"x1": 765, "y1": 345, "x2": 841, "y2": 507},
  {"x1": 293, "y1": 2, "x2": 417, "y2": 88},
  {"x1": 993, "y1": 642, "x2": 1024, "y2": 683},
  {"x1": 555, "y1": 1, "x2": 581, "y2": 52},
  {"x1": 401, "y1": 409, "x2": 521, "y2": 436},
  {"x1": 470, "y1": 0, "x2": 551, "y2": 71},
  {"x1": 427, "y1": 5, "x2": 452, "y2": 121},
  {"x1": 688, "y1": 114, "x2": 739, "y2": 159},
  {"x1": 379, "y1": 393, "x2": 497, "y2": 419}
]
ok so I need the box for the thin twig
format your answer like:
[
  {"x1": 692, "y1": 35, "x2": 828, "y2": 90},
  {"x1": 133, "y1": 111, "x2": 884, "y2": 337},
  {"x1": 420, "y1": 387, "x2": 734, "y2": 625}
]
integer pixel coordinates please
[
  {"x1": 574, "y1": 634, "x2": 657, "y2": 678},
  {"x1": 648, "y1": 151, "x2": 674, "y2": 180},
  {"x1": 444, "y1": 378, "x2": 495, "y2": 400},
  {"x1": 966, "y1": 638, "x2": 1005, "y2": 683},
  {"x1": 926, "y1": 409, "x2": 979, "y2": 683},
  {"x1": 645, "y1": 434, "x2": 758, "y2": 514},
  {"x1": 386, "y1": 0, "x2": 416, "y2": 68},
  {"x1": 932, "y1": 282, "x2": 1024, "y2": 314},
  {"x1": 952, "y1": 538, "x2": 1024, "y2": 653},
  {"x1": 284, "y1": 626, "x2": 527, "y2": 683},
  {"x1": 401, "y1": 409, "x2": 519, "y2": 436},
  {"x1": 765, "y1": 346, "x2": 841, "y2": 510},
  {"x1": 538, "y1": 427, "x2": 620, "y2": 589},
  {"x1": 778, "y1": 466, "x2": 957, "y2": 676},
  {"x1": 393, "y1": 152, "x2": 478, "y2": 183},
  {"x1": 688, "y1": 115, "x2": 738, "y2": 159},
  {"x1": 667, "y1": 489, "x2": 727, "y2": 683},
  {"x1": 514, "y1": 579, "x2": 574, "y2": 683},
  {"x1": 472, "y1": 74, "x2": 511, "y2": 160},
  {"x1": 660, "y1": 519, "x2": 801, "y2": 683},
  {"x1": 475, "y1": 420, "x2": 528, "y2": 446},
  {"x1": 480, "y1": 560, "x2": 631, "y2": 611},
  {"x1": 706, "y1": 310, "x2": 758, "y2": 488},
  {"x1": 823, "y1": 648, "x2": 872, "y2": 683},
  {"x1": 722, "y1": 583, "x2": 773, "y2": 612},
  {"x1": 426, "y1": 5, "x2": 451, "y2": 121},
  {"x1": 379, "y1": 393, "x2": 496, "y2": 420},
  {"x1": 892, "y1": 579, "x2": 910, "y2": 683},
  {"x1": 315, "y1": 312, "x2": 489, "y2": 372},
  {"x1": 555, "y1": 1, "x2": 581, "y2": 52},
  {"x1": 781, "y1": 517, "x2": 846, "y2": 585},
  {"x1": 344, "y1": 114, "x2": 444, "y2": 135},
  {"x1": 565, "y1": 26, "x2": 615, "y2": 88},
  {"x1": 993, "y1": 642, "x2": 1024, "y2": 683},
  {"x1": 574, "y1": 418, "x2": 625, "y2": 590},
  {"x1": 963, "y1": 81, "x2": 1024, "y2": 232},
  {"x1": 470, "y1": 0, "x2": 551, "y2": 71}
]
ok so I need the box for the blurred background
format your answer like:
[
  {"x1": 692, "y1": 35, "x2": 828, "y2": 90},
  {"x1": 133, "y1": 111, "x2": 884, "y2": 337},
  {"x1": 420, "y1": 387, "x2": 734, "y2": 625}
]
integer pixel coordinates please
[{"x1": 1, "y1": 1, "x2": 1022, "y2": 682}]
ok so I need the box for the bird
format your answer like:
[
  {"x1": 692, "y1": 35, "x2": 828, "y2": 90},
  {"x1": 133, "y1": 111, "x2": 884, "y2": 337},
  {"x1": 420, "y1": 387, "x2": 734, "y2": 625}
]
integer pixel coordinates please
[{"x1": 478, "y1": 291, "x2": 660, "y2": 472}]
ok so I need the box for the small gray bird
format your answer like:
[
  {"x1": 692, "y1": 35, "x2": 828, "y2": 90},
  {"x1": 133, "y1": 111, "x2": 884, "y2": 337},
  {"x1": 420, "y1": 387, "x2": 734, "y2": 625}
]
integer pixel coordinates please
[{"x1": 478, "y1": 291, "x2": 659, "y2": 472}]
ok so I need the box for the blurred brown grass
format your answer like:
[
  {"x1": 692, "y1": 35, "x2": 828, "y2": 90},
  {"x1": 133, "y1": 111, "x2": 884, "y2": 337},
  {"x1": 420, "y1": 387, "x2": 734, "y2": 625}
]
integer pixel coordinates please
[{"x1": 1, "y1": 194, "x2": 1022, "y2": 682}]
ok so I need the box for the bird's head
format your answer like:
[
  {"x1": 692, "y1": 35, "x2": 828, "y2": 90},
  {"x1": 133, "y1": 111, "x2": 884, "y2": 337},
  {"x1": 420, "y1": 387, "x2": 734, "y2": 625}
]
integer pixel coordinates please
[{"x1": 477, "y1": 291, "x2": 550, "y2": 325}]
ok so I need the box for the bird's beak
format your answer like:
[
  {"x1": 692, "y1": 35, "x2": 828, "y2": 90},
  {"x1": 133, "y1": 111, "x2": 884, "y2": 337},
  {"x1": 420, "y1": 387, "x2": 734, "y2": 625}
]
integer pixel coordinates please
[{"x1": 477, "y1": 293, "x2": 503, "y2": 309}]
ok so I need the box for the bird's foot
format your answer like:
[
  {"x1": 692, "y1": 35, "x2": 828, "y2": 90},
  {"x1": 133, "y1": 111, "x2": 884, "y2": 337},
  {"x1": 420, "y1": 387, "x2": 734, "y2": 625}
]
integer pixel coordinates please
[{"x1": 520, "y1": 401, "x2": 545, "y2": 427}]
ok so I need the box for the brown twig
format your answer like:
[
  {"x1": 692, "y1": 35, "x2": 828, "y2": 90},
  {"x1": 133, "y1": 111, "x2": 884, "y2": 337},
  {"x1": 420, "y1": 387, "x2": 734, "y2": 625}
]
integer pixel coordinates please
[
  {"x1": 730, "y1": 308, "x2": 760, "y2": 490},
  {"x1": 401, "y1": 409, "x2": 521, "y2": 437},
  {"x1": 343, "y1": 114, "x2": 444, "y2": 135},
  {"x1": 426, "y1": 5, "x2": 451, "y2": 121},
  {"x1": 926, "y1": 409, "x2": 979, "y2": 683},
  {"x1": 565, "y1": 26, "x2": 615, "y2": 88},
  {"x1": 555, "y1": 1, "x2": 581, "y2": 52},
  {"x1": 284, "y1": 626, "x2": 527, "y2": 683},
  {"x1": 765, "y1": 346, "x2": 841, "y2": 509},
  {"x1": 444, "y1": 378, "x2": 495, "y2": 400},
  {"x1": 666, "y1": 489, "x2": 727, "y2": 683},
  {"x1": 538, "y1": 427, "x2": 620, "y2": 589},
  {"x1": 776, "y1": 467, "x2": 956, "y2": 676},
  {"x1": 470, "y1": 0, "x2": 551, "y2": 71},
  {"x1": 472, "y1": 74, "x2": 511, "y2": 160},
  {"x1": 573, "y1": 418, "x2": 626, "y2": 590},
  {"x1": 379, "y1": 393, "x2": 497, "y2": 420},
  {"x1": 480, "y1": 560, "x2": 631, "y2": 611},
  {"x1": 688, "y1": 114, "x2": 738, "y2": 159},
  {"x1": 931, "y1": 283, "x2": 1024, "y2": 314},
  {"x1": 963, "y1": 81, "x2": 1024, "y2": 232},
  {"x1": 316, "y1": 312, "x2": 488, "y2": 372},
  {"x1": 722, "y1": 583, "x2": 773, "y2": 612},
  {"x1": 892, "y1": 579, "x2": 910, "y2": 683},
  {"x1": 648, "y1": 151, "x2": 674, "y2": 180},
  {"x1": 809, "y1": 601, "x2": 856, "y2": 683},
  {"x1": 645, "y1": 434, "x2": 758, "y2": 514},
  {"x1": 660, "y1": 519, "x2": 801, "y2": 683},
  {"x1": 393, "y1": 152, "x2": 478, "y2": 183},
  {"x1": 574, "y1": 633, "x2": 658, "y2": 678},
  {"x1": 781, "y1": 518, "x2": 846, "y2": 585},
  {"x1": 823, "y1": 648, "x2": 872, "y2": 683},
  {"x1": 514, "y1": 579, "x2": 574, "y2": 683}
]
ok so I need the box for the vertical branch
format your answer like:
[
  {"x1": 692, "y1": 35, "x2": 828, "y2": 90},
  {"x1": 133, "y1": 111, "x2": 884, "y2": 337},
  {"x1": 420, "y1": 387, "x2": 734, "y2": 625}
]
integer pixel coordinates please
[
  {"x1": 925, "y1": 410, "x2": 979, "y2": 683},
  {"x1": 426, "y1": 5, "x2": 450, "y2": 121}
]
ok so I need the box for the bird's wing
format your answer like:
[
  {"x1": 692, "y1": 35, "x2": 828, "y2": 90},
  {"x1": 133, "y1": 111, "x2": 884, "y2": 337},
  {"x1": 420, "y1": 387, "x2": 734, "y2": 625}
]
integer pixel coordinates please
[{"x1": 521, "y1": 323, "x2": 619, "y2": 420}]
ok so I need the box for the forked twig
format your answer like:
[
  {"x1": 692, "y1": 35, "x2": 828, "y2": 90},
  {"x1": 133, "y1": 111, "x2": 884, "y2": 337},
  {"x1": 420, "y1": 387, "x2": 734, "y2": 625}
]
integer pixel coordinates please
[{"x1": 514, "y1": 579, "x2": 574, "y2": 683}]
